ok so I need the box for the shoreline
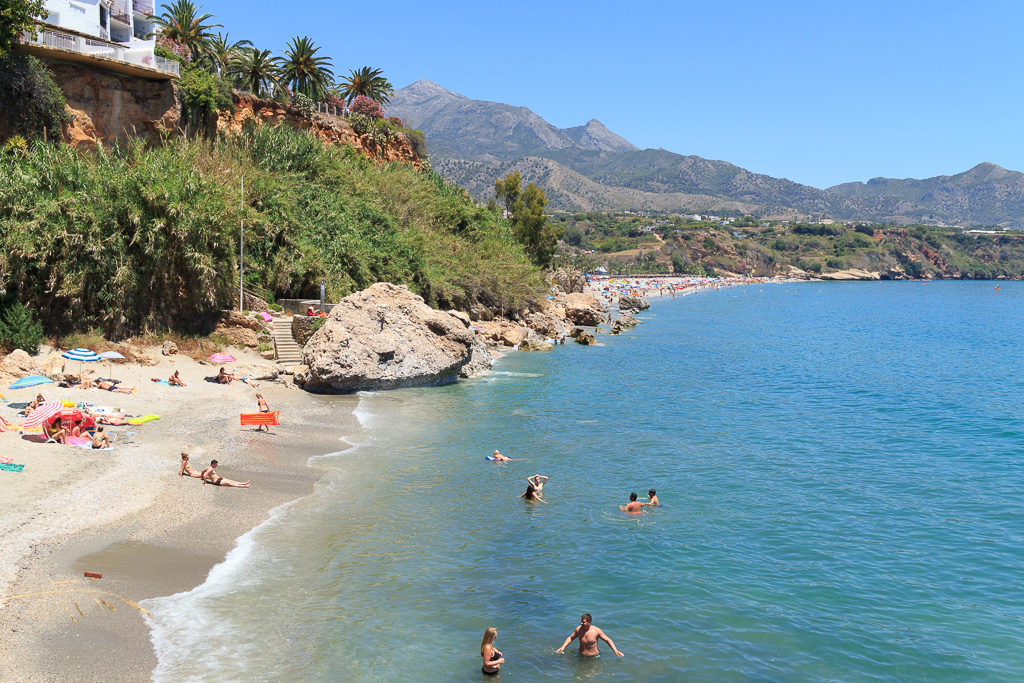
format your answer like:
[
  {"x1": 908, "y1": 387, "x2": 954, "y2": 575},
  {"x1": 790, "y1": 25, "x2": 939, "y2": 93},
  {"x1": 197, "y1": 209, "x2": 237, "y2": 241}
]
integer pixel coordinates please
[{"x1": 0, "y1": 348, "x2": 361, "y2": 680}]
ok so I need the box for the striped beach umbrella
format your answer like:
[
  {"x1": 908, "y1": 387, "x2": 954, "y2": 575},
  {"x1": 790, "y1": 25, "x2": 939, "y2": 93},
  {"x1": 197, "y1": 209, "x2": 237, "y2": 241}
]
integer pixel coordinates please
[
  {"x1": 23, "y1": 401, "x2": 63, "y2": 429},
  {"x1": 61, "y1": 348, "x2": 101, "y2": 381}
]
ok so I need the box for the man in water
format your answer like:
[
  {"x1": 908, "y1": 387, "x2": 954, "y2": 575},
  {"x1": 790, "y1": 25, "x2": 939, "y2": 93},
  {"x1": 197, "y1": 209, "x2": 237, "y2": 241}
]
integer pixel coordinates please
[
  {"x1": 646, "y1": 489, "x2": 660, "y2": 506},
  {"x1": 619, "y1": 492, "x2": 648, "y2": 513},
  {"x1": 556, "y1": 613, "x2": 624, "y2": 657}
]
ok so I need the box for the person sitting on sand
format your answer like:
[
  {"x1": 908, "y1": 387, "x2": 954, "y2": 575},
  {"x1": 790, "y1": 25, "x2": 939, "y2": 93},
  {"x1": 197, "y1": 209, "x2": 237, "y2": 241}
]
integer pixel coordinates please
[
  {"x1": 490, "y1": 449, "x2": 511, "y2": 462},
  {"x1": 92, "y1": 426, "x2": 110, "y2": 449},
  {"x1": 69, "y1": 419, "x2": 84, "y2": 439},
  {"x1": 25, "y1": 394, "x2": 45, "y2": 415},
  {"x1": 520, "y1": 483, "x2": 546, "y2": 503},
  {"x1": 480, "y1": 627, "x2": 505, "y2": 676},
  {"x1": 200, "y1": 459, "x2": 250, "y2": 488},
  {"x1": 527, "y1": 474, "x2": 549, "y2": 495},
  {"x1": 619, "y1": 492, "x2": 649, "y2": 514},
  {"x1": 179, "y1": 452, "x2": 202, "y2": 478},
  {"x1": 645, "y1": 489, "x2": 660, "y2": 506},
  {"x1": 94, "y1": 379, "x2": 135, "y2": 394},
  {"x1": 169, "y1": 370, "x2": 185, "y2": 387},
  {"x1": 48, "y1": 421, "x2": 68, "y2": 444},
  {"x1": 216, "y1": 367, "x2": 257, "y2": 387}
]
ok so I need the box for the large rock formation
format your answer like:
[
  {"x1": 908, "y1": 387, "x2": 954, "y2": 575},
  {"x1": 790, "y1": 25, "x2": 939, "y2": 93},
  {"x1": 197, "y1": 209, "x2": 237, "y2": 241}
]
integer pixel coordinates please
[
  {"x1": 0, "y1": 349, "x2": 44, "y2": 383},
  {"x1": 41, "y1": 59, "x2": 178, "y2": 148},
  {"x1": 562, "y1": 292, "x2": 607, "y2": 327},
  {"x1": 301, "y1": 283, "x2": 477, "y2": 392},
  {"x1": 618, "y1": 294, "x2": 650, "y2": 312}
]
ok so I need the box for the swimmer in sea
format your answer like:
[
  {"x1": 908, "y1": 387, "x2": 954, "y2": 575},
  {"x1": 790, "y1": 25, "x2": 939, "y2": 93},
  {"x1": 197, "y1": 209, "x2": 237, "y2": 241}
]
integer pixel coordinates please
[
  {"x1": 480, "y1": 627, "x2": 505, "y2": 675},
  {"x1": 556, "y1": 613, "x2": 623, "y2": 657},
  {"x1": 520, "y1": 483, "x2": 546, "y2": 503},
  {"x1": 527, "y1": 474, "x2": 549, "y2": 495},
  {"x1": 645, "y1": 488, "x2": 660, "y2": 506},
  {"x1": 490, "y1": 449, "x2": 511, "y2": 462},
  {"x1": 619, "y1": 492, "x2": 648, "y2": 513}
]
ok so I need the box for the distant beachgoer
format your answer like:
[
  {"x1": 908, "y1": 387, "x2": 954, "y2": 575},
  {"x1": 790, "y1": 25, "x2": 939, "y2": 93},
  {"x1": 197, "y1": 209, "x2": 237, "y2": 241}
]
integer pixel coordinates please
[
  {"x1": 216, "y1": 367, "x2": 257, "y2": 387},
  {"x1": 619, "y1": 492, "x2": 647, "y2": 514},
  {"x1": 520, "y1": 483, "x2": 546, "y2": 503},
  {"x1": 153, "y1": 370, "x2": 186, "y2": 386},
  {"x1": 94, "y1": 379, "x2": 135, "y2": 394},
  {"x1": 646, "y1": 489, "x2": 660, "y2": 506},
  {"x1": 179, "y1": 452, "x2": 202, "y2": 478},
  {"x1": 70, "y1": 420, "x2": 84, "y2": 438},
  {"x1": 306, "y1": 305, "x2": 317, "y2": 317},
  {"x1": 527, "y1": 474, "x2": 549, "y2": 495},
  {"x1": 201, "y1": 459, "x2": 250, "y2": 488},
  {"x1": 556, "y1": 613, "x2": 623, "y2": 657},
  {"x1": 92, "y1": 426, "x2": 110, "y2": 449},
  {"x1": 480, "y1": 627, "x2": 505, "y2": 676},
  {"x1": 490, "y1": 449, "x2": 511, "y2": 462},
  {"x1": 255, "y1": 393, "x2": 270, "y2": 432},
  {"x1": 48, "y1": 421, "x2": 68, "y2": 444}
]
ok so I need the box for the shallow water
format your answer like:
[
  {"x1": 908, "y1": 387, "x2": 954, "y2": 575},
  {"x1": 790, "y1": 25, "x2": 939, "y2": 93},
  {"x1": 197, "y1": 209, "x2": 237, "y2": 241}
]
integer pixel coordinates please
[{"x1": 144, "y1": 281, "x2": 1024, "y2": 681}]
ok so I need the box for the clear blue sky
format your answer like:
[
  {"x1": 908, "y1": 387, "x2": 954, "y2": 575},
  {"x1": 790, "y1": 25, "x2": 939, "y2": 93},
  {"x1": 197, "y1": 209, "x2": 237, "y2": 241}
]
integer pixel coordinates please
[{"x1": 210, "y1": 0, "x2": 1023, "y2": 188}]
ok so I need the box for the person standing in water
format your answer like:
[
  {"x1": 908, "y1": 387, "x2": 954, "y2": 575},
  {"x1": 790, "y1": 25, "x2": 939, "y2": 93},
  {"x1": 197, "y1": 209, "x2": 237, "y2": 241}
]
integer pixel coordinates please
[
  {"x1": 527, "y1": 474, "x2": 549, "y2": 496},
  {"x1": 646, "y1": 489, "x2": 660, "y2": 506},
  {"x1": 520, "y1": 483, "x2": 546, "y2": 503},
  {"x1": 480, "y1": 627, "x2": 505, "y2": 675},
  {"x1": 556, "y1": 613, "x2": 623, "y2": 657},
  {"x1": 619, "y1": 492, "x2": 648, "y2": 513}
]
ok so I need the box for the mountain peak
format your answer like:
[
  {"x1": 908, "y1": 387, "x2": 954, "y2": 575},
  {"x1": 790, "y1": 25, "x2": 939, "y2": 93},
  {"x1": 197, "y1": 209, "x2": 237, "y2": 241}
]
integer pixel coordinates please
[
  {"x1": 563, "y1": 119, "x2": 637, "y2": 153},
  {"x1": 397, "y1": 79, "x2": 466, "y2": 102}
]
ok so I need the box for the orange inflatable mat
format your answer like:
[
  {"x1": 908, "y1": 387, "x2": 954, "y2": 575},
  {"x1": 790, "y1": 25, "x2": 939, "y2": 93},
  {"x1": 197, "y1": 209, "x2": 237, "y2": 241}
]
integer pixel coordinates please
[{"x1": 240, "y1": 411, "x2": 280, "y2": 426}]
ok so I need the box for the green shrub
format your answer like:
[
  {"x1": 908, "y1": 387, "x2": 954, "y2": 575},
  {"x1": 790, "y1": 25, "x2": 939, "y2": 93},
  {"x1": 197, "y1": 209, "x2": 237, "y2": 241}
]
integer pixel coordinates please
[
  {"x1": 292, "y1": 93, "x2": 315, "y2": 119},
  {"x1": 0, "y1": 299, "x2": 44, "y2": 353},
  {"x1": 310, "y1": 318, "x2": 325, "y2": 334},
  {"x1": 0, "y1": 54, "x2": 70, "y2": 140},
  {"x1": 269, "y1": 302, "x2": 283, "y2": 312},
  {"x1": 176, "y1": 63, "x2": 233, "y2": 135}
]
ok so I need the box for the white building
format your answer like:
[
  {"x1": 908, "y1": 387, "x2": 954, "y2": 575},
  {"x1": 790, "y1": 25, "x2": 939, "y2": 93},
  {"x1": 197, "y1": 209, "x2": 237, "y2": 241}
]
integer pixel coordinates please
[{"x1": 19, "y1": 0, "x2": 177, "y2": 78}]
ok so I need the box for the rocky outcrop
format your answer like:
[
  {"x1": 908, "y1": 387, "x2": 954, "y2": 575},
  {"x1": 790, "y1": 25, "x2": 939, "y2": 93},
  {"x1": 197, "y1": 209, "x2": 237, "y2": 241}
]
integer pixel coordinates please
[
  {"x1": 161, "y1": 340, "x2": 178, "y2": 355},
  {"x1": 301, "y1": 283, "x2": 477, "y2": 392},
  {"x1": 215, "y1": 310, "x2": 267, "y2": 347},
  {"x1": 524, "y1": 310, "x2": 571, "y2": 339},
  {"x1": 610, "y1": 313, "x2": 639, "y2": 334},
  {"x1": 218, "y1": 94, "x2": 422, "y2": 167},
  {"x1": 0, "y1": 349, "x2": 44, "y2": 383},
  {"x1": 459, "y1": 337, "x2": 494, "y2": 378},
  {"x1": 547, "y1": 268, "x2": 586, "y2": 294},
  {"x1": 39, "y1": 59, "x2": 178, "y2": 148},
  {"x1": 242, "y1": 291, "x2": 270, "y2": 312},
  {"x1": 574, "y1": 330, "x2": 596, "y2": 345},
  {"x1": 561, "y1": 292, "x2": 607, "y2": 327},
  {"x1": 471, "y1": 320, "x2": 533, "y2": 347},
  {"x1": 291, "y1": 315, "x2": 320, "y2": 347},
  {"x1": 816, "y1": 268, "x2": 881, "y2": 281},
  {"x1": 519, "y1": 333, "x2": 554, "y2": 351},
  {"x1": 618, "y1": 294, "x2": 650, "y2": 312}
]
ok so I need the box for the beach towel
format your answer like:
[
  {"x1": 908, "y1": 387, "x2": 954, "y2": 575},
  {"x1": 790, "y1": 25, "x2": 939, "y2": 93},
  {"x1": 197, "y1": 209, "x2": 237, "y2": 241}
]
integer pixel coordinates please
[
  {"x1": 74, "y1": 443, "x2": 114, "y2": 451},
  {"x1": 208, "y1": 353, "x2": 236, "y2": 362},
  {"x1": 259, "y1": 312, "x2": 273, "y2": 322},
  {"x1": 240, "y1": 411, "x2": 279, "y2": 427},
  {"x1": 126, "y1": 414, "x2": 160, "y2": 425},
  {"x1": 155, "y1": 380, "x2": 170, "y2": 385},
  {"x1": 0, "y1": 416, "x2": 21, "y2": 432},
  {"x1": 0, "y1": 456, "x2": 12, "y2": 463},
  {"x1": 0, "y1": 463, "x2": 24, "y2": 472},
  {"x1": 66, "y1": 436, "x2": 91, "y2": 446}
]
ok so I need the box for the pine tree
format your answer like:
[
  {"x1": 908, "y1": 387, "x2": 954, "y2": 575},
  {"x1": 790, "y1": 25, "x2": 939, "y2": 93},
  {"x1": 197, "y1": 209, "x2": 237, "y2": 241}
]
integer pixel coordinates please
[{"x1": 0, "y1": 300, "x2": 44, "y2": 353}]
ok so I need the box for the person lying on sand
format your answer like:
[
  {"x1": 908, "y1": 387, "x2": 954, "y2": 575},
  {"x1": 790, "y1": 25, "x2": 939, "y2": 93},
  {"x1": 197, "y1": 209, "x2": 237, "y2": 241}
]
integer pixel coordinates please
[
  {"x1": 216, "y1": 367, "x2": 258, "y2": 387},
  {"x1": 490, "y1": 449, "x2": 511, "y2": 462},
  {"x1": 94, "y1": 379, "x2": 135, "y2": 394},
  {"x1": 200, "y1": 459, "x2": 250, "y2": 488},
  {"x1": 619, "y1": 492, "x2": 650, "y2": 514},
  {"x1": 91, "y1": 426, "x2": 110, "y2": 449},
  {"x1": 25, "y1": 394, "x2": 45, "y2": 415},
  {"x1": 179, "y1": 452, "x2": 202, "y2": 478}
]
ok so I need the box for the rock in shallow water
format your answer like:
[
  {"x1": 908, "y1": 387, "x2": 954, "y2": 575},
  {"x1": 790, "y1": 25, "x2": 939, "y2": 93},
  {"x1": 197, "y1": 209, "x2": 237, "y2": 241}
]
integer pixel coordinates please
[{"x1": 301, "y1": 283, "x2": 477, "y2": 393}]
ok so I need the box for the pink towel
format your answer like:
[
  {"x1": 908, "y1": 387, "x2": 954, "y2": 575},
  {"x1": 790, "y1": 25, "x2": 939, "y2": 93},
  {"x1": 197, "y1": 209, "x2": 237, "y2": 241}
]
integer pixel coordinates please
[
  {"x1": 66, "y1": 436, "x2": 91, "y2": 446},
  {"x1": 0, "y1": 456, "x2": 12, "y2": 463}
]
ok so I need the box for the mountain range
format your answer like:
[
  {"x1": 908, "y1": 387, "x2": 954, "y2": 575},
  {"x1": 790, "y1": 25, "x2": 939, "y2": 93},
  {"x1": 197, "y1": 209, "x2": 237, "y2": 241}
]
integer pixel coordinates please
[{"x1": 388, "y1": 80, "x2": 1024, "y2": 227}]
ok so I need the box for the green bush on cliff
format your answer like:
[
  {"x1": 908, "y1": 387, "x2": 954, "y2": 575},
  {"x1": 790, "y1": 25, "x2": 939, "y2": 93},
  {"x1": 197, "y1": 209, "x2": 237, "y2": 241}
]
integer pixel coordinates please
[
  {"x1": 0, "y1": 299, "x2": 44, "y2": 353},
  {"x1": 0, "y1": 124, "x2": 543, "y2": 337},
  {"x1": 0, "y1": 54, "x2": 70, "y2": 141}
]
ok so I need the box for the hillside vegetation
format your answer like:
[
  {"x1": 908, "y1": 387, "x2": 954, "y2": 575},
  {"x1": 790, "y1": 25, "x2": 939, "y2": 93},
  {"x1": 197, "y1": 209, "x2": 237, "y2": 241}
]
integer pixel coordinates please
[
  {"x1": 0, "y1": 124, "x2": 543, "y2": 337},
  {"x1": 553, "y1": 213, "x2": 1024, "y2": 279}
]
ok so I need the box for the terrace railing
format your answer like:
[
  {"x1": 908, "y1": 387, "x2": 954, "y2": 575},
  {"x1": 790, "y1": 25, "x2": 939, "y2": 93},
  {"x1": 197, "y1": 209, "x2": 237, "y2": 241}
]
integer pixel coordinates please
[
  {"x1": 132, "y1": 0, "x2": 154, "y2": 15},
  {"x1": 110, "y1": 0, "x2": 130, "y2": 24},
  {"x1": 21, "y1": 26, "x2": 179, "y2": 77}
]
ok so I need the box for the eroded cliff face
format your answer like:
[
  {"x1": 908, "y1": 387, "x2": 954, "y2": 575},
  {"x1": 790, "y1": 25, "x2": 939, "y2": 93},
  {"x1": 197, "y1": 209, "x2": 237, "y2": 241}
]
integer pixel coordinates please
[
  {"x1": 217, "y1": 94, "x2": 422, "y2": 167},
  {"x1": 41, "y1": 58, "x2": 178, "y2": 147}
]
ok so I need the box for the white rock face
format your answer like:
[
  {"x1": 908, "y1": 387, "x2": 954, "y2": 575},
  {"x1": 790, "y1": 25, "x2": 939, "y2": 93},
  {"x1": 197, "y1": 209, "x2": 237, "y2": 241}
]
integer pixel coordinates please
[{"x1": 301, "y1": 283, "x2": 477, "y2": 393}]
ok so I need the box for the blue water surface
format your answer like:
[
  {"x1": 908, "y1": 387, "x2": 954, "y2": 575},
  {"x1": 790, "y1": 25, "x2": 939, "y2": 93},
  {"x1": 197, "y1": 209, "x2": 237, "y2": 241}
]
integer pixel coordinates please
[{"x1": 147, "y1": 281, "x2": 1024, "y2": 681}]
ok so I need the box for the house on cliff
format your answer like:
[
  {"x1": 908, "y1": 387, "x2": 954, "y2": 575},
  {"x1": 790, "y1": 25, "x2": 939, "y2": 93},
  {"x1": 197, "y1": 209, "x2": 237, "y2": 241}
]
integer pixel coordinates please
[{"x1": 19, "y1": 0, "x2": 178, "y2": 79}]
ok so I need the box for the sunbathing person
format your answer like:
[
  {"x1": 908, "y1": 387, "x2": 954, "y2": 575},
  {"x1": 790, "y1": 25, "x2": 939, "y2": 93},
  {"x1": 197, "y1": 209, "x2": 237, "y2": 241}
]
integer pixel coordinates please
[
  {"x1": 200, "y1": 459, "x2": 250, "y2": 488},
  {"x1": 92, "y1": 426, "x2": 110, "y2": 449},
  {"x1": 216, "y1": 367, "x2": 257, "y2": 387},
  {"x1": 168, "y1": 370, "x2": 186, "y2": 387},
  {"x1": 25, "y1": 394, "x2": 45, "y2": 415},
  {"x1": 179, "y1": 452, "x2": 202, "y2": 478},
  {"x1": 94, "y1": 414, "x2": 130, "y2": 426},
  {"x1": 94, "y1": 379, "x2": 135, "y2": 394},
  {"x1": 48, "y1": 422, "x2": 68, "y2": 444}
]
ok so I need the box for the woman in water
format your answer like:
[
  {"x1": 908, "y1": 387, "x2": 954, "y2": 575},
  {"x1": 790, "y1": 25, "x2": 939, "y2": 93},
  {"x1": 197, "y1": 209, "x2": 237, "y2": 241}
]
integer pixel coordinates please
[
  {"x1": 480, "y1": 627, "x2": 504, "y2": 676},
  {"x1": 526, "y1": 474, "x2": 549, "y2": 496},
  {"x1": 520, "y1": 483, "x2": 546, "y2": 503}
]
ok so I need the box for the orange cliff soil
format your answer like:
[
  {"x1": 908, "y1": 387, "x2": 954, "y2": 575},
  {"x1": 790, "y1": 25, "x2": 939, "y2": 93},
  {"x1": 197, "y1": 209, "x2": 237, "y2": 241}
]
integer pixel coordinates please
[{"x1": 218, "y1": 93, "x2": 423, "y2": 167}]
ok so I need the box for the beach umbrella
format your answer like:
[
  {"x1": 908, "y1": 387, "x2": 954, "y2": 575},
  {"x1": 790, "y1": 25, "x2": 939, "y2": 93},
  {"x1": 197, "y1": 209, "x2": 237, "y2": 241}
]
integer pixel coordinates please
[
  {"x1": 98, "y1": 350, "x2": 126, "y2": 377},
  {"x1": 9, "y1": 375, "x2": 55, "y2": 390},
  {"x1": 61, "y1": 348, "x2": 101, "y2": 382},
  {"x1": 23, "y1": 401, "x2": 63, "y2": 429}
]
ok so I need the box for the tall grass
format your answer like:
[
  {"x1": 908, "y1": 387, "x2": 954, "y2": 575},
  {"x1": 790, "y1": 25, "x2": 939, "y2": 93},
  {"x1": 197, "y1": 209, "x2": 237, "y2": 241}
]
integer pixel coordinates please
[{"x1": 0, "y1": 125, "x2": 544, "y2": 338}]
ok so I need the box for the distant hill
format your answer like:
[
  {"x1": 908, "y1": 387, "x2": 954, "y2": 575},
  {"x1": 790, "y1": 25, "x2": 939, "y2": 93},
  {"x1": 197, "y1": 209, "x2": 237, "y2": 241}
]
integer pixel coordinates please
[{"x1": 388, "y1": 81, "x2": 1024, "y2": 227}]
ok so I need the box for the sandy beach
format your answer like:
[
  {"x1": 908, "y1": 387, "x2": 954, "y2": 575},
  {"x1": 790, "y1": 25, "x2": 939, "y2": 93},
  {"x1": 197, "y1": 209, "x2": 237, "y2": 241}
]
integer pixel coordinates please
[{"x1": 0, "y1": 348, "x2": 360, "y2": 681}]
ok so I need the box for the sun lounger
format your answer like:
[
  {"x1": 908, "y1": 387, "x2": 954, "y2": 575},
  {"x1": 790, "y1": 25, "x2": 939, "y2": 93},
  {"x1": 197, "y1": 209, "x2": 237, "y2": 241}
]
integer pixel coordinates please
[{"x1": 240, "y1": 411, "x2": 280, "y2": 427}]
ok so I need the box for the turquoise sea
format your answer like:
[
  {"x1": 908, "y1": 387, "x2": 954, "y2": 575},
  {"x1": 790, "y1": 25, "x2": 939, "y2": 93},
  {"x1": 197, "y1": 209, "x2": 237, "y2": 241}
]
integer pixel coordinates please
[{"x1": 144, "y1": 281, "x2": 1024, "y2": 681}]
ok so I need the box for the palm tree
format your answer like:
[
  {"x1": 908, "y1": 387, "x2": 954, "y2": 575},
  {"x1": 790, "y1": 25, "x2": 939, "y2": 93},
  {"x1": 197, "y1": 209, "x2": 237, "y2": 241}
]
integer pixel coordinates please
[
  {"x1": 231, "y1": 48, "x2": 280, "y2": 98},
  {"x1": 201, "y1": 32, "x2": 252, "y2": 78},
  {"x1": 150, "y1": 0, "x2": 220, "y2": 59},
  {"x1": 337, "y1": 66, "x2": 394, "y2": 105},
  {"x1": 276, "y1": 36, "x2": 334, "y2": 100}
]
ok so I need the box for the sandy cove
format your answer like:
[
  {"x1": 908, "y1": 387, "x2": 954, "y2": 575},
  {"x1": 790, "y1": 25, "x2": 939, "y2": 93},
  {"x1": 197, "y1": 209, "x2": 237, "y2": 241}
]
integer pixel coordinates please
[{"x1": 0, "y1": 347, "x2": 361, "y2": 681}]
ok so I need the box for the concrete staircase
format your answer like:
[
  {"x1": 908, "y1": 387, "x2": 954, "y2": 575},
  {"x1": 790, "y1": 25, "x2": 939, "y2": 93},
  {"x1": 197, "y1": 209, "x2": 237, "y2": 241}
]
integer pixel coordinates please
[{"x1": 271, "y1": 317, "x2": 303, "y2": 366}]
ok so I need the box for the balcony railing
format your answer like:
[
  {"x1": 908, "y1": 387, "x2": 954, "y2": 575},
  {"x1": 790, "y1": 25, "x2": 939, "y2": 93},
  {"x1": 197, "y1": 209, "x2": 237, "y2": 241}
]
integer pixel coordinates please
[
  {"x1": 110, "y1": 0, "x2": 130, "y2": 24},
  {"x1": 22, "y1": 27, "x2": 179, "y2": 77},
  {"x1": 133, "y1": 0, "x2": 154, "y2": 15}
]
